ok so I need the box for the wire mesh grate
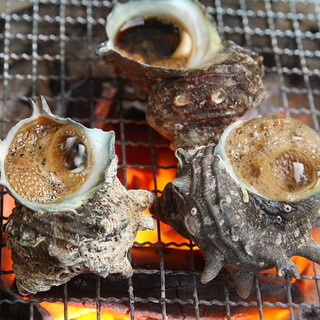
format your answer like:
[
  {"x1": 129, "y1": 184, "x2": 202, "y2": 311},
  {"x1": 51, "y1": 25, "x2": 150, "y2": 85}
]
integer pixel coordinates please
[{"x1": 1, "y1": 0, "x2": 320, "y2": 319}]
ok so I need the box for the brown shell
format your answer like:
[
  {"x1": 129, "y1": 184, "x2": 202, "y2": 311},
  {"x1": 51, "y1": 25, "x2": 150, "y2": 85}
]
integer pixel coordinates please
[
  {"x1": 6, "y1": 177, "x2": 155, "y2": 295},
  {"x1": 146, "y1": 41, "x2": 264, "y2": 149}
]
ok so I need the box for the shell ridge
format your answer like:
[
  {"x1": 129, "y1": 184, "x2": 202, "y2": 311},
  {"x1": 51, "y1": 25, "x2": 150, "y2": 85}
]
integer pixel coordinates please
[
  {"x1": 179, "y1": 147, "x2": 214, "y2": 241},
  {"x1": 189, "y1": 148, "x2": 253, "y2": 268},
  {"x1": 29, "y1": 96, "x2": 52, "y2": 117}
]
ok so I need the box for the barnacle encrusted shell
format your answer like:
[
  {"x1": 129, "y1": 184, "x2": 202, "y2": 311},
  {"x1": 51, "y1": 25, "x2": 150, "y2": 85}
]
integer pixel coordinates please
[
  {"x1": 97, "y1": 0, "x2": 264, "y2": 150},
  {"x1": 6, "y1": 177, "x2": 155, "y2": 295},
  {"x1": 2, "y1": 96, "x2": 155, "y2": 295},
  {"x1": 0, "y1": 96, "x2": 115, "y2": 212},
  {"x1": 150, "y1": 116, "x2": 320, "y2": 298},
  {"x1": 147, "y1": 42, "x2": 264, "y2": 150}
]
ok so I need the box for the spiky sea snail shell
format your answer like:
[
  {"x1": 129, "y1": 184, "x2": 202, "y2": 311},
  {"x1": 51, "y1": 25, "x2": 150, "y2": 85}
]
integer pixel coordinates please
[
  {"x1": 97, "y1": 0, "x2": 264, "y2": 150},
  {"x1": 2, "y1": 96, "x2": 155, "y2": 295},
  {"x1": 150, "y1": 116, "x2": 320, "y2": 298}
]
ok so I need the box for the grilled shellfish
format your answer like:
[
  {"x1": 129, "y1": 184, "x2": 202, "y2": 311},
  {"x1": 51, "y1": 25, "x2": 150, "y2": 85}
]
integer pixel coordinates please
[
  {"x1": 2, "y1": 97, "x2": 155, "y2": 295},
  {"x1": 97, "y1": 0, "x2": 222, "y2": 87},
  {"x1": 97, "y1": 0, "x2": 264, "y2": 150},
  {"x1": 150, "y1": 116, "x2": 320, "y2": 298}
]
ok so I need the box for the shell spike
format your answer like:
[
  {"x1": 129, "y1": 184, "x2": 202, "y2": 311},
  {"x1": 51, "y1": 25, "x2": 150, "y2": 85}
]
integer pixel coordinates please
[
  {"x1": 29, "y1": 95, "x2": 53, "y2": 117},
  {"x1": 175, "y1": 147, "x2": 202, "y2": 167},
  {"x1": 276, "y1": 258, "x2": 300, "y2": 278},
  {"x1": 230, "y1": 270, "x2": 255, "y2": 299},
  {"x1": 200, "y1": 256, "x2": 223, "y2": 284},
  {"x1": 120, "y1": 257, "x2": 134, "y2": 278},
  {"x1": 295, "y1": 241, "x2": 320, "y2": 265},
  {"x1": 175, "y1": 148, "x2": 189, "y2": 168},
  {"x1": 172, "y1": 176, "x2": 191, "y2": 194}
]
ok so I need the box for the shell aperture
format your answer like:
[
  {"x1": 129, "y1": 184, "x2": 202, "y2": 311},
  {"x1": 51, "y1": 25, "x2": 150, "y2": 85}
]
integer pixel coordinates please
[
  {"x1": 0, "y1": 96, "x2": 116, "y2": 212},
  {"x1": 115, "y1": 16, "x2": 191, "y2": 69},
  {"x1": 215, "y1": 116, "x2": 320, "y2": 202},
  {"x1": 98, "y1": 0, "x2": 222, "y2": 70}
]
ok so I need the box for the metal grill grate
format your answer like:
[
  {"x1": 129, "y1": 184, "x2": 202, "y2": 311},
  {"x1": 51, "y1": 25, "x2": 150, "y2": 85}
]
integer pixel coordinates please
[{"x1": 1, "y1": 0, "x2": 320, "y2": 319}]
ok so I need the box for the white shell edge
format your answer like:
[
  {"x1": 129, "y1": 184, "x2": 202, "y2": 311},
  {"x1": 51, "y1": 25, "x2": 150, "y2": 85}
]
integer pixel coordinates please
[
  {"x1": 97, "y1": 0, "x2": 222, "y2": 69},
  {"x1": 214, "y1": 119, "x2": 263, "y2": 200},
  {"x1": 0, "y1": 96, "x2": 117, "y2": 212}
]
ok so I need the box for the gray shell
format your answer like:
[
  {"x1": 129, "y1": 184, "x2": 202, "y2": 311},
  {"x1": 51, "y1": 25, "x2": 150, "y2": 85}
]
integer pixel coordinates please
[
  {"x1": 147, "y1": 41, "x2": 264, "y2": 150},
  {"x1": 6, "y1": 177, "x2": 155, "y2": 295},
  {"x1": 150, "y1": 145, "x2": 320, "y2": 298}
]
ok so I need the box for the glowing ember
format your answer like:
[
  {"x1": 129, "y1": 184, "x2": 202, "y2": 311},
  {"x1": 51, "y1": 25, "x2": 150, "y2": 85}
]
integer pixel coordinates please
[
  {"x1": 40, "y1": 302, "x2": 130, "y2": 320},
  {"x1": 128, "y1": 147, "x2": 193, "y2": 248},
  {"x1": 224, "y1": 307, "x2": 290, "y2": 320},
  {"x1": 1, "y1": 193, "x2": 15, "y2": 288}
]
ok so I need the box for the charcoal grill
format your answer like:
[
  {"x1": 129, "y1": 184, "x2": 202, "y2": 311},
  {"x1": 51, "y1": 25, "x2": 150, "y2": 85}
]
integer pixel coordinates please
[{"x1": 1, "y1": 0, "x2": 320, "y2": 319}]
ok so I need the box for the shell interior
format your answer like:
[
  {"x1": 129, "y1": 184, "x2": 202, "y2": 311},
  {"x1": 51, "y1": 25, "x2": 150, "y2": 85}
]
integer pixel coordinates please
[
  {"x1": 0, "y1": 96, "x2": 116, "y2": 212},
  {"x1": 99, "y1": 0, "x2": 222, "y2": 69},
  {"x1": 215, "y1": 116, "x2": 320, "y2": 202}
]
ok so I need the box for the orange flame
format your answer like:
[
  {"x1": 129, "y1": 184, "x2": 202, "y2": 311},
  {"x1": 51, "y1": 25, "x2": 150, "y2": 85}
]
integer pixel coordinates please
[
  {"x1": 1, "y1": 193, "x2": 15, "y2": 288},
  {"x1": 129, "y1": 147, "x2": 192, "y2": 248},
  {"x1": 237, "y1": 307, "x2": 290, "y2": 320},
  {"x1": 40, "y1": 302, "x2": 130, "y2": 320}
]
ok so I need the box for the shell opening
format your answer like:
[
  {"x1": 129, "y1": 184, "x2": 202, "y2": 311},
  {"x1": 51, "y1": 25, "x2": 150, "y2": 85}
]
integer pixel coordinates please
[
  {"x1": 3, "y1": 117, "x2": 92, "y2": 204},
  {"x1": 0, "y1": 96, "x2": 116, "y2": 212},
  {"x1": 101, "y1": 0, "x2": 222, "y2": 70},
  {"x1": 216, "y1": 116, "x2": 320, "y2": 202},
  {"x1": 115, "y1": 16, "x2": 192, "y2": 69}
]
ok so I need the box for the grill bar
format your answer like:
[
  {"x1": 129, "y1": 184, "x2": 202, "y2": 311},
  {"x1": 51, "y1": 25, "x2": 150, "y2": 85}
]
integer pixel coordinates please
[{"x1": 1, "y1": 0, "x2": 320, "y2": 319}]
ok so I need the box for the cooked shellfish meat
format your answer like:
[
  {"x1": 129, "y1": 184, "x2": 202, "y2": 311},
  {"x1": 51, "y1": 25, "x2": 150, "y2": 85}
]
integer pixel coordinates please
[
  {"x1": 0, "y1": 96, "x2": 115, "y2": 212},
  {"x1": 216, "y1": 116, "x2": 320, "y2": 202}
]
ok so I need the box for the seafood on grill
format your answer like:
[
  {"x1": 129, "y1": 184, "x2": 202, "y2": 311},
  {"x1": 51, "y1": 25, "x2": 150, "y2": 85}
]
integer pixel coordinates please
[
  {"x1": 97, "y1": 0, "x2": 264, "y2": 149},
  {"x1": 2, "y1": 96, "x2": 155, "y2": 295},
  {"x1": 97, "y1": 0, "x2": 222, "y2": 87},
  {"x1": 150, "y1": 115, "x2": 320, "y2": 298}
]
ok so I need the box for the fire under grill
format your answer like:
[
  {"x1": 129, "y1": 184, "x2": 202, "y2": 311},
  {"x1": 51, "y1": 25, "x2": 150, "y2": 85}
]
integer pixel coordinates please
[{"x1": 1, "y1": 0, "x2": 320, "y2": 319}]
